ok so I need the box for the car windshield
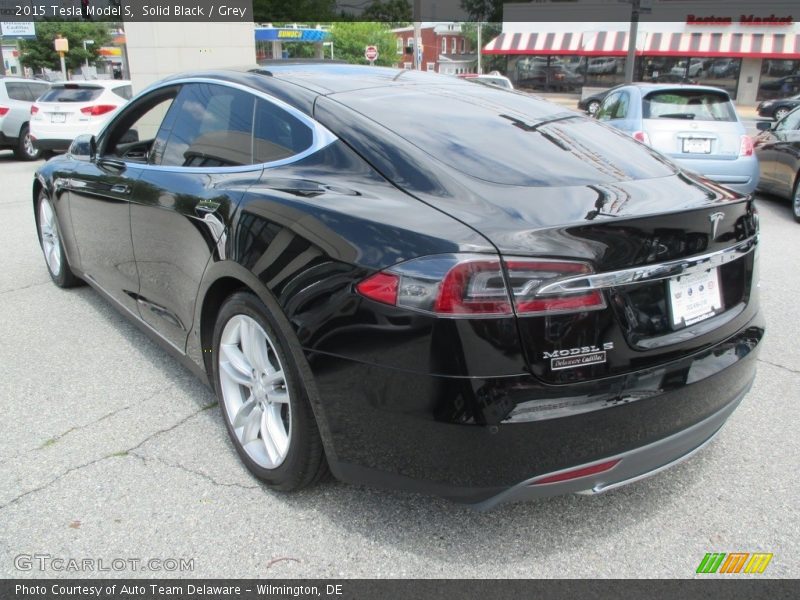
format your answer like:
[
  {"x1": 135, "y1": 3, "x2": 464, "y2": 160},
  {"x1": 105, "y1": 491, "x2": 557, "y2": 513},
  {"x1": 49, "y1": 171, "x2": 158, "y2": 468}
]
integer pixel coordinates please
[
  {"x1": 39, "y1": 85, "x2": 103, "y2": 103},
  {"x1": 643, "y1": 90, "x2": 737, "y2": 122}
]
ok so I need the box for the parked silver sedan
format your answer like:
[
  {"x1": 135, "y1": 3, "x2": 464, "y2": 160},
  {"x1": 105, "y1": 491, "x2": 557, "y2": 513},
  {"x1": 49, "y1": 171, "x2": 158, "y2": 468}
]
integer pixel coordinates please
[{"x1": 595, "y1": 84, "x2": 758, "y2": 194}]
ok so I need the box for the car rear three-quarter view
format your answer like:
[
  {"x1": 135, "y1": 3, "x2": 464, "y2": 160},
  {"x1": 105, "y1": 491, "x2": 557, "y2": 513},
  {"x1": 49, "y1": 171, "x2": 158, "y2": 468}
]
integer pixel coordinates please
[{"x1": 32, "y1": 64, "x2": 763, "y2": 509}]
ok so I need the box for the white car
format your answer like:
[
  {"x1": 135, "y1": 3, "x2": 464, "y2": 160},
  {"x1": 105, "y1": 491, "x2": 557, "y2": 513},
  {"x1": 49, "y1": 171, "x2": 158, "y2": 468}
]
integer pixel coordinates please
[
  {"x1": 30, "y1": 80, "x2": 132, "y2": 154},
  {"x1": 0, "y1": 77, "x2": 50, "y2": 160}
]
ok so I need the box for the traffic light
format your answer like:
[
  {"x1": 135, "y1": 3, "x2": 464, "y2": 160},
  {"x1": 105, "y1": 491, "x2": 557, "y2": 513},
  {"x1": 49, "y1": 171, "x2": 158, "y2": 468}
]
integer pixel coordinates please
[{"x1": 81, "y1": 0, "x2": 92, "y2": 20}]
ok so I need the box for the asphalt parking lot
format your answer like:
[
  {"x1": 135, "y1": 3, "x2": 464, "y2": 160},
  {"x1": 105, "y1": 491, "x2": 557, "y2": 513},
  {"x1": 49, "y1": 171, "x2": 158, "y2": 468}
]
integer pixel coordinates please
[{"x1": 0, "y1": 151, "x2": 797, "y2": 579}]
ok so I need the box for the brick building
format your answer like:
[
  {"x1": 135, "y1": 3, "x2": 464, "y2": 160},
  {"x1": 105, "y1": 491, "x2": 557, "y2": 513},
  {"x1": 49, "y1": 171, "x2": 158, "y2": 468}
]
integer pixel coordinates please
[{"x1": 392, "y1": 23, "x2": 477, "y2": 75}]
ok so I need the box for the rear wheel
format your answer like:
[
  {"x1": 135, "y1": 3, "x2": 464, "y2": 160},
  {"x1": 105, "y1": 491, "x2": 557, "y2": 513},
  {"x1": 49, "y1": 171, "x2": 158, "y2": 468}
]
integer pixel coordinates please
[
  {"x1": 14, "y1": 124, "x2": 40, "y2": 161},
  {"x1": 36, "y1": 191, "x2": 81, "y2": 287},
  {"x1": 774, "y1": 107, "x2": 790, "y2": 121},
  {"x1": 792, "y1": 176, "x2": 800, "y2": 223},
  {"x1": 213, "y1": 291, "x2": 328, "y2": 490}
]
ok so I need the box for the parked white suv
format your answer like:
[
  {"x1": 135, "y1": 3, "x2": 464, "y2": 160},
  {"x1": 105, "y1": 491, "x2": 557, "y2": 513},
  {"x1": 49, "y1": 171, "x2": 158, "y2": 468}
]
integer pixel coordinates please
[
  {"x1": 30, "y1": 80, "x2": 132, "y2": 154},
  {"x1": 0, "y1": 77, "x2": 51, "y2": 160}
]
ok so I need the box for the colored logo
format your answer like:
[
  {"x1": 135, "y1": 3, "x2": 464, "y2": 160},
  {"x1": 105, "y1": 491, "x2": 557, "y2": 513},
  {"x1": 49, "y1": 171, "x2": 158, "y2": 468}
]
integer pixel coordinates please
[{"x1": 696, "y1": 552, "x2": 773, "y2": 574}]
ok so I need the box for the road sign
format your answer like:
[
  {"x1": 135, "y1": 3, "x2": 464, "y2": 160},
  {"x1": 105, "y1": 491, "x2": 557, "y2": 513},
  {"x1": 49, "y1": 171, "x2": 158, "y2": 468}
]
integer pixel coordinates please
[
  {"x1": 365, "y1": 45, "x2": 378, "y2": 63},
  {"x1": 1, "y1": 22, "x2": 36, "y2": 38}
]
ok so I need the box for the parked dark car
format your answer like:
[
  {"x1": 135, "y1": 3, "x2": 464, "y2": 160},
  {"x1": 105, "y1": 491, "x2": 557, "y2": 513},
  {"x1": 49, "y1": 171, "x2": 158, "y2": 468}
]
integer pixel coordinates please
[
  {"x1": 758, "y1": 74, "x2": 800, "y2": 99},
  {"x1": 34, "y1": 64, "x2": 763, "y2": 508},
  {"x1": 757, "y1": 94, "x2": 800, "y2": 121},
  {"x1": 755, "y1": 106, "x2": 800, "y2": 222}
]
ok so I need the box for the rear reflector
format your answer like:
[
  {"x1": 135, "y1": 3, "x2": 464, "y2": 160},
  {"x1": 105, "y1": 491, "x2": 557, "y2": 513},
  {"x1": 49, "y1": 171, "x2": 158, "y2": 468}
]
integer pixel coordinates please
[
  {"x1": 632, "y1": 131, "x2": 651, "y2": 145},
  {"x1": 528, "y1": 459, "x2": 621, "y2": 486},
  {"x1": 739, "y1": 135, "x2": 754, "y2": 157},
  {"x1": 80, "y1": 104, "x2": 117, "y2": 116},
  {"x1": 356, "y1": 254, "x2": 605, "y2": 317},
  {"x1": 0, "y1": 106, "x2": 9, "y2": 117}
]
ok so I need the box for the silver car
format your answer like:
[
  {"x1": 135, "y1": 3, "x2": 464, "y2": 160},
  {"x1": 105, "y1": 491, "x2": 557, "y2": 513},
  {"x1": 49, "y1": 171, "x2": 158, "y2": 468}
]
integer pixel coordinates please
[
  {"x1": 596, "y1": 84, "x2": 758, "y2": 194},
  {"x1": 0, "y1": 77, "x2": 51, "y2": 160}
]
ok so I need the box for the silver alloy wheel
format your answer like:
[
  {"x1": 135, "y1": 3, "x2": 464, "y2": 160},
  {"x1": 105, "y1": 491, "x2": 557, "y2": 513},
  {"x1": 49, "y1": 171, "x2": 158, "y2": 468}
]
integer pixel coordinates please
[
  {"x1": 775, "y1": 108, "x2": 789, "y2": 121},
  {"x1": 23, "y1": 132, "x2": 37, "y2": 158},
  {"x1": 38, "y1": 197, "x2": 62, "y2": 275},
  {"x1": 588, "y1": 100, "x2": 600, "y2": 115},
  {"x1": 218, "y1": 314, "x2": 292, "y2": 468},
  {"x1": 794, "y1": 182, "x2": 800, "y2": 218}
]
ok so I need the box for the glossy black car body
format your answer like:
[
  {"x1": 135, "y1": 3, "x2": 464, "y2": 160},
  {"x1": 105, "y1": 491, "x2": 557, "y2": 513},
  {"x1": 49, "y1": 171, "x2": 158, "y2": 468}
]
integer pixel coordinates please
[
  {"x1": 754, "y1": 106, "x2": 800, "y2": 222},
  {"x1": 34, "y1": 64, "x2": 763, "y2": 508}
]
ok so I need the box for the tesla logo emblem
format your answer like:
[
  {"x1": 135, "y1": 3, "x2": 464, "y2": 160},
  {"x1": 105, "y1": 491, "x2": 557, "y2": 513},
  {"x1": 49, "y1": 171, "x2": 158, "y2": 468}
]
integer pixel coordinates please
[{"x1": 709, "y1": 212, "x2": 725, "y2": 240}]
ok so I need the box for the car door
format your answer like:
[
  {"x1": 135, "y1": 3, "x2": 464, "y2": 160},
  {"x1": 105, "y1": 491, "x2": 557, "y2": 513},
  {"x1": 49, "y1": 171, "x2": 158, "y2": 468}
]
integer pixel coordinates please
[
  {"x1": 129, "y1": 82, "x2": 278, "y2": 351},
  {"x1": 65, "y1": 87, "x2": 180, "y2": 315}
]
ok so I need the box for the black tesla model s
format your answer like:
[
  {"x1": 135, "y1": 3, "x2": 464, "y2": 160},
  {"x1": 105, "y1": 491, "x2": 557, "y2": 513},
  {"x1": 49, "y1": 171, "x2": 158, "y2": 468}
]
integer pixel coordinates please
[{"x1": 33, "y1": 64, "x2": 763, "y2": 509}]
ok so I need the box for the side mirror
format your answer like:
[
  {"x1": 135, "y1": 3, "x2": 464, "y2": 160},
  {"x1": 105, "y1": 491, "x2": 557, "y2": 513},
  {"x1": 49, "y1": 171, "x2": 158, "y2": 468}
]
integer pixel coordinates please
[
  {"x1": 756, "y1": 120, "x2": 773, "y2": 132},
  {"x1": 69, "y1": 134, "x2": 96, "y2": 160}
]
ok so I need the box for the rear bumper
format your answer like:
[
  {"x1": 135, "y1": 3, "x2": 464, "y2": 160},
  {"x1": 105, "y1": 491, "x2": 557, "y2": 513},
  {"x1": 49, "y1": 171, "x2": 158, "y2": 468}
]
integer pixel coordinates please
[
  {"x1": 312, "y1": 315, "x2": 763, "y2": 507},
  {"x1": 32, "y1": 138, "x2": 73, "y2": 152},
  {"x1": 670, "y1": 155, "x2": 759, "y2": 194}
]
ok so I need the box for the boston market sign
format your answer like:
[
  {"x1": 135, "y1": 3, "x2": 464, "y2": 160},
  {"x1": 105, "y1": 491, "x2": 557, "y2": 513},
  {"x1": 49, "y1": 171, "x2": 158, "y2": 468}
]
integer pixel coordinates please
[{"x1": 686, "y1": 14, "x2": 794, "y2": 25}]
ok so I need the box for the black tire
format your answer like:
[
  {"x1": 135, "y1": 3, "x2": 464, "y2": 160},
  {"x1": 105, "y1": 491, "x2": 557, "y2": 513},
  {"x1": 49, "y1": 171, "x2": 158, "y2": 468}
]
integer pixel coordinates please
[
  {"x1": 14, "y1": 124, "x2": 40, "y2": 161},
  {"x1": 212, "y1": 291, "x2": 328, "y2": 491},
  {"x1": 36, "y1": 190, "x2": 82, "y2": 288},
  {"x1": 587, "y1": 100, "x2": 600, "y2": 116},
  {"x1": 792, "y1": 176, "x2": 800, "y2": 224}
]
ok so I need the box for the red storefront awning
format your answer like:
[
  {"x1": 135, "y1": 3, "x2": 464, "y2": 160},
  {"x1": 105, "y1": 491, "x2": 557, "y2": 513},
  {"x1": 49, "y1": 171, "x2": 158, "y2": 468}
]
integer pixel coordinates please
[
  {"x1": 643, "y1": 31, "x2": 800, "y2": 59},
  {"x1": 483, "y1": 31, "x2": 583, "y2": 55},
  {"x1": 483, "y1": 30, "x2": 800, "y2": 59}
]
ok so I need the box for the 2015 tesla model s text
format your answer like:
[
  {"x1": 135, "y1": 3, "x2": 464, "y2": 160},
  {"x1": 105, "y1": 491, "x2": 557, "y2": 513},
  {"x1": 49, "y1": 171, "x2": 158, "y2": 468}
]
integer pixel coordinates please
[{"x1": 33, "y1": 64, "x2": 763, "y2": 509}]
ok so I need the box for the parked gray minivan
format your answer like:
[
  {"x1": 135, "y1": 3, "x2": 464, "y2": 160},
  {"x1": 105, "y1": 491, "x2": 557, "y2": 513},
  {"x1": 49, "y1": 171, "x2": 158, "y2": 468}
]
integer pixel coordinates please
[
  {"x1": 0, "y1": 77, "x2": 51, "y2": 160},
  {"x1": 596, "y1": 84, "x2": 758, "y2": 194}
]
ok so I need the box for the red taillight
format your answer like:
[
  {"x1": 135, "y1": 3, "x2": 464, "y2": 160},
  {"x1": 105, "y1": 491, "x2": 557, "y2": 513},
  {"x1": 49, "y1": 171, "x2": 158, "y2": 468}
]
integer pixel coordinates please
[
  {"x1": 0, "y1": 106, "x2": 9, "y2": 116},
  {"x1": 529, "y1": 459, "x2": 620, "y2": 486},
  {"x1": 30, "y1": 105, "x2": 39, "y2": 115},
  {"x1": 632, "y1": 131, "x2": 651, "y2": 145},
  {"x1": 739, "y1": 135, "x2": 754, "y2": 157},
  {"x1": 80, "y1": 104, "x2": 117, "y2": 116},
  {"x1": 355, "y1": 272, "x2": 398, "y2": 306},
  {"x1": 355, "y1": 255, "x2": 605, "y2": 317}
]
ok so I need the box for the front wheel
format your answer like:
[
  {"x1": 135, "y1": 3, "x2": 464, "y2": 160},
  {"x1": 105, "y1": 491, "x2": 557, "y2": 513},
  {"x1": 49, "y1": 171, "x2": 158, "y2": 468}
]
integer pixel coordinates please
[
  {"x1": 14, "y1": 124, "x2": 40, "y2": 161},
  {"x1": 774, "y1": 107, "x2": 790, "y2": 121},
  {"x1": 213, "y1": 291, "x2": 328, "y2": 490},
  {"x1": 792, "y1": 177, "x2": 800, "y2": 224},
  {"x1": 587, "y1": 100, "x2": 600, "y2": 116},
  {"x1": 36, "y1": 191, "x2": 81, "y2": 287}
]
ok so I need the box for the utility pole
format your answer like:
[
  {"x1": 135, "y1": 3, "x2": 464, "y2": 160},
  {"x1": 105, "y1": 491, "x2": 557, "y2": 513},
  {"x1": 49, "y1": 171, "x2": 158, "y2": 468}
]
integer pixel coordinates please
[
  {"x1": 413, "y1": 0, "x2": 421, "y2": 70},
  {"x1": 0, "y1": 30, "x2": 6, "y2": 77},
  {"x1": 624, "y1": 0, "x2": 640, "y2": 83},
  {"x1": 477, "y1": 22, "x2": 482, "y2": 74}
]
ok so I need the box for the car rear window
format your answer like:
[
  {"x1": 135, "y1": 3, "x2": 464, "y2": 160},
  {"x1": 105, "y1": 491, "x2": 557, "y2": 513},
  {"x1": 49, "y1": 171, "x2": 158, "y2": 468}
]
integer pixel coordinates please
[
  {"x1": 643, "y1": 89, "x2": 737, "y2": 122},
  {"x1": 39, "y1": 85, "x2": 103, "y2": 103}
]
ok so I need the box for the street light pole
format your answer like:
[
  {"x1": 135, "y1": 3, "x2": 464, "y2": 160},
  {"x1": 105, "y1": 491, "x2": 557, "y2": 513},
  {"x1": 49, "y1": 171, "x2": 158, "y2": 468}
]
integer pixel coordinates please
[
  {"x1": 624, "y1": 0, "x2": 640, "y2": 83},
  {"x1": 477, "y1": 22, "x2": 482, "y2": 74},
  {"x1": 83, "y1": 39, "x2": 94, "y2": 69}
]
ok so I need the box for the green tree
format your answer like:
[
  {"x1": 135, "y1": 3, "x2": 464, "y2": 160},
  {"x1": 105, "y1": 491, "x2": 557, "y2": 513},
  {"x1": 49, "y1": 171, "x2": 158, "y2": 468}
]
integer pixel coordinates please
[
  {"x1": 254, "y1": 0, "x2": 336, "y2": 22},
  {"x1": 461, "y1": 22, "x2": 506, "y2": 74},
  {"x1": 329, "y1": 22, "x2": 396, "y2": 66},
  {"x1": 19, "y1": 22, "x2": 112, "y2": 73},
  {"x1": 361, "y1": 0, "x2": 412, "y2": 22},
  {"x1": 460, "y1": 0, "x2": 503, "y2": 22}
]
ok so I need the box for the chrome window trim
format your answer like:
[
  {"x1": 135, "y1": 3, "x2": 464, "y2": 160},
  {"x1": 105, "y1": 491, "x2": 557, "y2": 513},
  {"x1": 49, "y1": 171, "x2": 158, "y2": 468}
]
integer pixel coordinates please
[
  {"x1": 536, "y1": 236, "x2": 757, "y2": 296},
  {"x1": 98, "y1": 76, "x2": 337, "y2": 174}
]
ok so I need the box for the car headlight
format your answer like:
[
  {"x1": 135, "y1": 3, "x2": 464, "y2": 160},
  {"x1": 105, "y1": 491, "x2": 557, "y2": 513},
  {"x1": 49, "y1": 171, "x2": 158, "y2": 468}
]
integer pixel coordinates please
[{"x1": 760, "y1": 101, "x2": 773, "y2": 107}]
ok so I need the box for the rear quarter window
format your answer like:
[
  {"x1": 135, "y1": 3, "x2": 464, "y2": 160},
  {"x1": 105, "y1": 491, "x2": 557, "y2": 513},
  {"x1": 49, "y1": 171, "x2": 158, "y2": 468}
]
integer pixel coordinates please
[
  {"x1": 643, "y1": 90, "x2": 737, "y2": 122},
  {"x1": 112, "y1": 85, "x2": 133, "y2": 100},
  {"x1": 5, "y1": 82, "x2": 33, "y2": 101},
  {"x1": 39, "y1": 85, "x2": 103, "y2": 103}
]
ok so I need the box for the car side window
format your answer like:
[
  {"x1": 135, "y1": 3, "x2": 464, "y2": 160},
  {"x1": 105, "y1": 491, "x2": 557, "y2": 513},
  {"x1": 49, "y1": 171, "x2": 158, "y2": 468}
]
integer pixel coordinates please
[
  {"x1": 253, "y1": 97, "x2": 313, "y2": 164},
  {"x1": 5, "y1": 82, "x2": 33, "y2": 101},
  {"x1": 103, "y1": 86, "x2": 180, "y2": 163},
  {"x1": 596, "y1": 92, "x2": 620, "y2": 121},
  {"x1": 160, "y1": 83, "x2": 256, "y2": 168},
  {"x1": 26, "y1": 83, "x2": 50, "y2": 100},
  {"x1": 775, "y1": 108, "x2": 800, "y2": 132},
  {"x1": 112, "y1": 85, "x2": 133, "y2": 100}
]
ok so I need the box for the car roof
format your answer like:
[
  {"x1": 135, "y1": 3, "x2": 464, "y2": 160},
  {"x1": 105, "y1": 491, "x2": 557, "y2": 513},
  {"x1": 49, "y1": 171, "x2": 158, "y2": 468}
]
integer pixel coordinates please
[
  {"x1": 0, "y1": 76, "x2": 50, "y2": 84},
  {"x1": 618, "y1": 82, "x2": 732, "y2": 95}
]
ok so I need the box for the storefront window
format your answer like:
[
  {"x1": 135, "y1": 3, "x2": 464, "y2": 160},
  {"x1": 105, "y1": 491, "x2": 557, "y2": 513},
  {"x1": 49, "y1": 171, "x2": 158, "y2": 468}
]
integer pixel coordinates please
[
  {"x1": 758, "y1": 60, "x2": 800, "y2": 100},
  {"x1": 510, "y1": 55, "x2": 584, "y2": 93},
  {"x1": 639, "y1": 57, "x2": 740, "y2": 98}
]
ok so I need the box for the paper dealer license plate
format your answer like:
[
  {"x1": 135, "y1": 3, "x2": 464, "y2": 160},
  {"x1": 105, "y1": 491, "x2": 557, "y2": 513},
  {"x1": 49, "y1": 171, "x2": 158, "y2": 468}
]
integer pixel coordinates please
[{"x1": 668, "y1": 268, "x2": 723, "y2": 327}]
